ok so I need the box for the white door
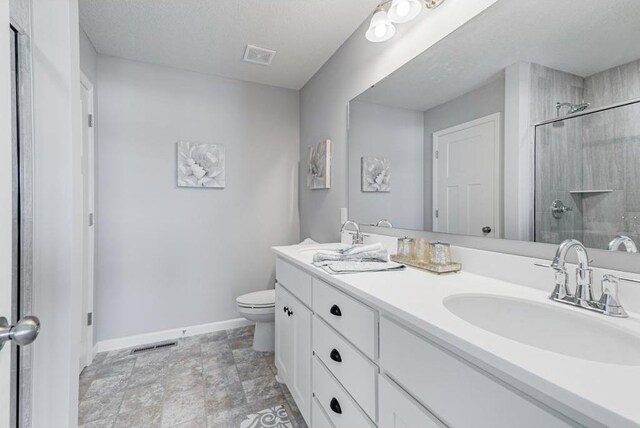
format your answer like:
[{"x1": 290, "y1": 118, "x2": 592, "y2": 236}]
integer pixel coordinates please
[
  {"x1": 433, "y1": 113, "x2": 501, "y2": 238},
  {"x1": 79, "y1": 73, "x2": 95, "y2": 371},
  {"x1": 1, "y1": 8, "x2": 14, "y2": 425},
  {"x1": 2, "y1": 21, "x2": 41, "y2": 428}
]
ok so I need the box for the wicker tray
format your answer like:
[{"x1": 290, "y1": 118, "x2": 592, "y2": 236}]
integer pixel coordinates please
[{"x1": 390, "y1": 254, "x2": 461, "y2": 274}]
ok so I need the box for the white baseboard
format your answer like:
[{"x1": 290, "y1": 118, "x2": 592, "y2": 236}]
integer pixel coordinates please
[{"x1": 95, "y1": 317, "x2": 254, "y2": 354}]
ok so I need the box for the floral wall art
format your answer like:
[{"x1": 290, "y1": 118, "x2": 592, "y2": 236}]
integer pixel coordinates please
[
  {"x1": 177, "y1": 141, "x2": 225, "y2": 188},
  {"x1": 307, "y1": 139, "x2": 332, "y2": 189},
  {"x1": 362, "y1": 156, "x2": 391, "y2": 192}
]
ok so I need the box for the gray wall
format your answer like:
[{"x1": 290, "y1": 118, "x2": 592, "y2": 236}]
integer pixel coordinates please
[
  {"x1": 422, "y1": 75, "x2": 505, "y2": 230},
  {"x1": 299, "y1": 0, "x2": 498, "y2": 242},
  {"x1": 348, "y1": 101, "x2": 424, "y2": 229},
  {"x1": 95, "y1": 56, "x2": 300, "y2": 341}
]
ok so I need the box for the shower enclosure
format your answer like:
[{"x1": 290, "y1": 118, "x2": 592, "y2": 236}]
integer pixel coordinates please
[{"x1": 534, "y1": 99, "x2": 640, "y2": 250}]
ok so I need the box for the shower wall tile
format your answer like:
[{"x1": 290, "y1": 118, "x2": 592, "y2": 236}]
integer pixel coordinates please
[
  {"x1": 581, "y1": 114, "x2": 624, "y2": 191},
  {"x1": 584, "y1": 59, "x2": 640, "y2": 107},
  {"x1": 530, "y1": 63, "x2": 585, "y2": 124}
]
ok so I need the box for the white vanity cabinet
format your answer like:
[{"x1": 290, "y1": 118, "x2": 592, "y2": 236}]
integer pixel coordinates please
[
  {"x1": 275, "y1": 254, "x2": 585, "y2": 428},
  {"x1": 379, "y1": 317, "x2": 573, "y2": 428}
]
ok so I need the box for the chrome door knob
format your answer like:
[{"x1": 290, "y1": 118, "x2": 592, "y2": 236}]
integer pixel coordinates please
[{"x1": 0, "y1": 316, "x2": 40, "y2": 350}]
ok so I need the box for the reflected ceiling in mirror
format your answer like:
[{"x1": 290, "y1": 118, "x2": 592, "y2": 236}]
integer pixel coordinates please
[{"x1": 347, "y1": 0, "x2": 640, "y2": 254}]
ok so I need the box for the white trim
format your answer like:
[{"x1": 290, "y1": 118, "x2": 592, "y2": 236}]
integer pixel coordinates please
[
  {"x1": 432, "y1": 113, "x2": 503, "y2": 237},
  {"x1": 79, "y1": 70, "x2": 95, "y2": 371},
  {"x1": 95, "y1": 317, "x2": 254, "y2": 354}
]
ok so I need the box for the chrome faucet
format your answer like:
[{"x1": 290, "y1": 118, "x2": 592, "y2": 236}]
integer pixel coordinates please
[
  {"x1": 537, "y1": 239, "x2": 638, "y2": 318},
  {"x1": 550, "y1": 239, "x2": 593, "y2": 307},
  {"x1": 375, "y1": 219, "x2": 393, "y2": 228},
  {"x1": 341, "y1": 220, "x2": 363, "y2": 245},
  {"x1": 608, "y1": 235, "x2": 638, "y2": 253}
]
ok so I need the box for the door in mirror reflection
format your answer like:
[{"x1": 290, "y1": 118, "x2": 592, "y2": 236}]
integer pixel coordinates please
[{"x1": 433, "y1": 114, "x2": 501, "y2": 238}]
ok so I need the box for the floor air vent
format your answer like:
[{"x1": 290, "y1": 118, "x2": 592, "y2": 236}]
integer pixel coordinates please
[{"x1": 131, "y1": 341, "x2": 177, "y2": 354}]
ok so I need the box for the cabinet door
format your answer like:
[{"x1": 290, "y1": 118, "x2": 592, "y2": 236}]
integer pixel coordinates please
[
  {"x1": 379, "y1": 375, "x2": 443, "y2": 428},
  {"x1": 275, "y1": 283, "x2": 290, "y2": 384},
  {"x1": 289, "y1": 297, "x2": 312, "y2": 424}
]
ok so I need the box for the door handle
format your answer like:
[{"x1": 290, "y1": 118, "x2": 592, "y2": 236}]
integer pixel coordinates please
[
  {"x1": 0, "y1": 316, "x2": 40, "y2": 351},
  {"x1": 482, "y1": 226, "x2": 492, "y2": 234},
  {"x1": 330, "y1": 305, "x2": 342, "y2": 317},
  {"x1": 330, "y1": 348, "x2": 342, "y2": 363},
  {"x1": 330, "y1": 397, "x2": 342, "y2": 414}
]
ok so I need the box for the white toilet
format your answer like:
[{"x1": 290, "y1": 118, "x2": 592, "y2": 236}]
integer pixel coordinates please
[{"x1": 236, "y1": 289, "x2": 276, "y2": 352}]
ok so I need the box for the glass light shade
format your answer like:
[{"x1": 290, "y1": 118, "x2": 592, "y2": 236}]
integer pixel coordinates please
[
  {"x1": 388, "y1": 0, "x2": 423, "y2": 24},
  {"x1": 365, "y1": 9, "x2": 396, "y2": 43}
]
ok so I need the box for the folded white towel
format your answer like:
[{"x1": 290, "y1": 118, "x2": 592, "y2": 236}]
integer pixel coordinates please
[
  {"x1": 313, "y1": 260, "x2": 404, "y2": 275},
  {"x1": 313, "y1": 243, "x2": 389, "y2": 263}
]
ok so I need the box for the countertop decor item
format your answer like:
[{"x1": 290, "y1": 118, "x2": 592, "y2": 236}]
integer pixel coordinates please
[
  {"x1": 308, "y1": 139, "x2": 331, "y2": 189},
  {"x1": 391, "y1": 240, "x2": 461, "y2": 274},
  {"x1": 414, "y1": 237, "x2": 430, "y2": 262},
  {"x1": 390, "y1": 253, "x2": 461, "y2": 274},
  {"x1": 397, "y1": 237, "x2": 415, "y2": 258},
  {"x1": 177, "y1": 141, "x2": 225, "y2": 188},
  {"x1": 429, "y1": 241, "x2": 452, "y2": 265}
]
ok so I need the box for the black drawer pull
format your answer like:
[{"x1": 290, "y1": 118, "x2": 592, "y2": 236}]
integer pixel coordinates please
[
  {"x1": 330, "y1": 397, "x2": 342, "y2": 414},
  {"x1": 287, "y1": 309, "x2": 293, "y2": 317},
  {"x1": 330, "y1": 348, "x2": 342, "y2": 363},
  {"x1": 283, "y1": 306, "x2": 288, "y2": 313},
  {"x1": 330, "y1": 305, "x2": 342, "y2": 317}
]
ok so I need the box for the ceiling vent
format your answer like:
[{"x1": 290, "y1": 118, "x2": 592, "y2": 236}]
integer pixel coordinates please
[{"x1": 243, "y1": 44, "x2": 276, "y2": 66}]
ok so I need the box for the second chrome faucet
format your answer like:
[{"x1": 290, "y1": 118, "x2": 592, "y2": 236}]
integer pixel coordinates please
[{"x1": 536, "y1": 239, "x2": 639, "y2": 318}]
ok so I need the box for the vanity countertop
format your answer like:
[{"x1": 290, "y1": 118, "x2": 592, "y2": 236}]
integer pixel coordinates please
[{"x1": 273, "y1": 243, "x2": 640, "y2": 428}]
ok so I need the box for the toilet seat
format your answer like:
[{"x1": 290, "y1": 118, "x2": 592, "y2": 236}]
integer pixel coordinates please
[{"x1": 236, "y1": 289, "x2": 275, "y2": 309}]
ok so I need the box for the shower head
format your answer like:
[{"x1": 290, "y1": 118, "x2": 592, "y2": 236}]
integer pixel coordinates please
[
  {"x1": 568, "y1": 102, "x2": 590, "y2": 114},
  {"x1": 556, "y1": 101, "x2": 590, "y2": 117}
]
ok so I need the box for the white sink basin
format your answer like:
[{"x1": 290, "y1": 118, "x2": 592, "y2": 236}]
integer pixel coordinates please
[{"x1": 444, "y1": 294, "x2": 640, "y2": 366}]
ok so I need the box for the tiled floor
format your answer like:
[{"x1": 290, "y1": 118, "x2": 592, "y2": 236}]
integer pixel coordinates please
[{"x1": 78, "y1": 325, "x2": 307, "y2": 428}]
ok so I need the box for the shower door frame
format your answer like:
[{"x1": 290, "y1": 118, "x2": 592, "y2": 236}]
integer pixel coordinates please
[{"x1": 532, "y1": 96, "x2": 640, "y2": 244}]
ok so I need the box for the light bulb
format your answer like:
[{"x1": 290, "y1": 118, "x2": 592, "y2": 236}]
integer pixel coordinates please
[
  {"x1": 396, "y1": 1, "x2": 411, "y2": 17},
  {"x1": 365, "y1": 7, "x2": 396, "y2": 42},
  {"x1": 388, "y1": 0, "x2": 423, "y2": 24}
]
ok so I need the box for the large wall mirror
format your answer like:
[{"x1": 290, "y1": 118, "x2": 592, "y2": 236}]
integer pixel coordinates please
[{"x1": 348, "y1": 0, "x2": 640, "y2": 255}]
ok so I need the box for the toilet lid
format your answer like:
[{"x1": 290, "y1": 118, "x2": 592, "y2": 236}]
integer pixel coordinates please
[{"x1": 236, "y1": 289, "x2": 275, "y2": 308}]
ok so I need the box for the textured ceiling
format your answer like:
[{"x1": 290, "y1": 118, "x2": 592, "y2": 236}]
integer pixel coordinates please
[
  {"x1": 79, "y1": 0, "x2": 380, "y2": 90},
  {"x1": 355, "y1": 0, "x2": 640, "y2": 111}
]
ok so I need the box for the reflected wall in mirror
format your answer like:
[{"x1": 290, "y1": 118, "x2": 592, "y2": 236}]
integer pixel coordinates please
[{"x1": 347, "y1": 0, "x2": 640, "y2": 253}]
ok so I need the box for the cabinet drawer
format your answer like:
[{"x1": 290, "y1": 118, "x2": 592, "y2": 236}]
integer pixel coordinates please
[
  {"x1": 379, "y1": 374, "x2": 443, "y2": 428},
  {"x1": 380, "y1": 317, "x2": 572, "y2": 428},
  {"x1": 313, "y1": 317, "x2": 377, "y2": 421},
  {"x1": 312, "y1": 396, "x2": 335, "y2": 428},
  {"x1": 313, "y1": 356, "x2": 375, "y2": 428},
  {"x1": 276, "y1": 257, "x2": 312, "y2": 307},
  {"x1": 312, "y1": 279, "x2": 376, "y2": 359}
]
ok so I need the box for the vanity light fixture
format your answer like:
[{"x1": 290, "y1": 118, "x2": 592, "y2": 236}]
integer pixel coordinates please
[
  {"x1": 366, "y1": 0, "x2": 447, "y2": 43},
  {"x1": 365, "y1": 6, "x2": 396, "y2": 43}
]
